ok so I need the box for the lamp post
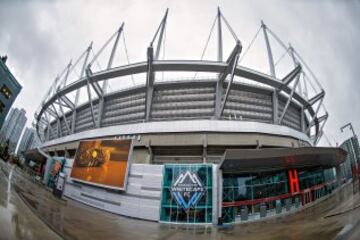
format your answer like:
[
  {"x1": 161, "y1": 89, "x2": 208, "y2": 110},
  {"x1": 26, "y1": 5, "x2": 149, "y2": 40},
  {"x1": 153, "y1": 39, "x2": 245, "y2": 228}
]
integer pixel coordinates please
[{"x1": 340, "y1": 123, "x2": 356, "y2": 139}]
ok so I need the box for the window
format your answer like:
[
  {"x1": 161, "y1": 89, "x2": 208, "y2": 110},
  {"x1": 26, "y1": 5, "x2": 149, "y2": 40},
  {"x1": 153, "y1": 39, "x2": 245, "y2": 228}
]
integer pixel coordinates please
[
  {"x1": 222, "y1": 170, "x2": 289, "y2": 223},
  {"x1": 1, "y1": 84, "x2": 12, "y2": 99}
]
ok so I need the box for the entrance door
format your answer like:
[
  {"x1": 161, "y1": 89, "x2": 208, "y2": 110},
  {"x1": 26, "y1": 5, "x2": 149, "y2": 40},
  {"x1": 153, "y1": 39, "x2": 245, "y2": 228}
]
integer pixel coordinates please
[{"x1": 160, "y1": 164, "x2": 213, "y2": 224}]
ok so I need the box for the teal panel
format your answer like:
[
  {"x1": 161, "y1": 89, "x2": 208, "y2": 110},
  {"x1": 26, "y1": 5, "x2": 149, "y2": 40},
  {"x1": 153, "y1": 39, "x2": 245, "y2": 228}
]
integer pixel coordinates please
[{"x1": 160, "y1": 164, "x2": 213, "y2": 223}]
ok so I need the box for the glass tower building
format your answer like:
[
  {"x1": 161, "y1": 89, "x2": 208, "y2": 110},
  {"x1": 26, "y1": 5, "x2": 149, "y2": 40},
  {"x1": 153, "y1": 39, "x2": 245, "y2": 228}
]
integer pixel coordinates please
[{"x1": 0, "y1": 56, "x2": 22, "y2": 129}]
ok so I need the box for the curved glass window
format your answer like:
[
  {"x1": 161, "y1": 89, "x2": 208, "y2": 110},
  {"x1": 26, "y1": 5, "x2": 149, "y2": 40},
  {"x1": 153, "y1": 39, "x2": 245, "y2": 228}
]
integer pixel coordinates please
[{"x1": 222, "y1": 167, "x2": 337, "y2": 223}]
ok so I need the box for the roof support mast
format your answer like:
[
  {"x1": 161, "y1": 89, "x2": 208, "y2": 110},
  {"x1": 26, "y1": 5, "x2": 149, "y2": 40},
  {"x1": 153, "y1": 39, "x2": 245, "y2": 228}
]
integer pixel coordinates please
[
  {"x1": 289, "y1": 44, "x2": 303, "y2": 97},
  {"x1": 217, "y1": 7, "x2": 223, "y2": 62},
  {"x1": 288, "y1": 44, "x2": 307, "y2": 133},
  {"x1": 261, "y1": 20, "x2": 278, "y2": 124},
  {"x1": 97, "y1": 23, "x2": 125, "y2": 127},
  {"x1": 145, "y1": 9, "x2": 168, "y2": 121},
  {"x1": 71, "y1": 42, "x2": 92, "y2": 134},
  {"x1": 102, "y1": 23, "x2": 124, "y2": 94},
  {"x1": 214, "y1": 8, "x2": 242, "y2": 119}
]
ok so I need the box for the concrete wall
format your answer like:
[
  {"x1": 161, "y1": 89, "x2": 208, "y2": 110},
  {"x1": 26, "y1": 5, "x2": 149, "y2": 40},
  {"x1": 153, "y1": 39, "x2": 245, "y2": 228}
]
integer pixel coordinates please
[
  {"x1": 43, "y1": 132, "x2": 309, "y2": 163},
  {"x1": 63, "y1": 159, "x2": 163, "y2": 221}
]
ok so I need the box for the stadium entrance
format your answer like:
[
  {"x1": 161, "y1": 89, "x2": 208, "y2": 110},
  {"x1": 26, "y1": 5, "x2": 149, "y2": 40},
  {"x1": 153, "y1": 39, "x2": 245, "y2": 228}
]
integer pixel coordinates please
[
  {"x1": 219, "y1": 147, "x2": 345, "y2": 223},
  {"x1": 160, "y1": 164, "x2": 213, "y2": 224}
]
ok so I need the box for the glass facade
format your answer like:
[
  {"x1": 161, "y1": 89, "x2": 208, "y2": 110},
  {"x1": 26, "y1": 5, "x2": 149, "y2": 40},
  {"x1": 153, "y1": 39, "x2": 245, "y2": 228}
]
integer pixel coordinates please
[
  {"x1": 160, "y1": 164, "x2": 213, "y2": 224},
  {"x1": 298, "y1": 167, "x2": 336, "y2": 190},
  {"x1": 222, "y1": 170, "x2": 289, "y2": 223},
  {"x1": 222, "y1": 167, "x2": 337, "y2": 223}
]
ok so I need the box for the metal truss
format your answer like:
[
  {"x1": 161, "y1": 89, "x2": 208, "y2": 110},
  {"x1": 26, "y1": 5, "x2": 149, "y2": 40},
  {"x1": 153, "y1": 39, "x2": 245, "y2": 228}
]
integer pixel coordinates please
[{"x1": 35, "y1": 8, "x2": 328, "y2": 146}]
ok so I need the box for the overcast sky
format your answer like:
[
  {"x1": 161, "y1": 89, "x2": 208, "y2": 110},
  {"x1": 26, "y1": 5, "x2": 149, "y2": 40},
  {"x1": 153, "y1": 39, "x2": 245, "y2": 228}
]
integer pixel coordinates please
[{"x1": 0, "y1": 0, "x2": 359, "y2": 146}]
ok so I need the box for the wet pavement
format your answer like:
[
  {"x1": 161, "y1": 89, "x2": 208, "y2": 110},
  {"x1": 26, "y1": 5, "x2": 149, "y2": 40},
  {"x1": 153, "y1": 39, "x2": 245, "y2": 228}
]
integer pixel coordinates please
[
  {"x1": 0, "y1": 165, "x2": 61, "y2": 240},
  {"x1": 1, "y1": 161, "x2": 360, "y2": 240}
]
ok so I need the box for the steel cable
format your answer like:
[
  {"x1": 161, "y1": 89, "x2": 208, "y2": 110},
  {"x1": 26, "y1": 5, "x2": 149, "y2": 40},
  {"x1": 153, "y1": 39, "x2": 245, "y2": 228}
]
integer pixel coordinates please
[
  {"x1": 239, "y1": 26, "x2": 261, "y2": 64},
  {"x1": 122, "y1": 31, "x2": 135, "y2": 85},
  {"x1": 194, "y1": 15, "x2": 217, "y2": 79},
  {"x1": 274, "y1": 47, "x2": 290, "y2": 67}
]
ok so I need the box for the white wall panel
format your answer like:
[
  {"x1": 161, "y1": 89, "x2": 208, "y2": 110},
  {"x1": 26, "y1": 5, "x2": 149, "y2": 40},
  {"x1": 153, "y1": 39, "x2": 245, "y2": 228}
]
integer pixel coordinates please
[{"x1": 63, "y1": 161, "x2": 163, "y2": 221}]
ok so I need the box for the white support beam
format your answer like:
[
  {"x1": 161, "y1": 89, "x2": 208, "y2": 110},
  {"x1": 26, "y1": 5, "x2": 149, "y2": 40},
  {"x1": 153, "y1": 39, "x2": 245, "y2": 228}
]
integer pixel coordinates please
[
  {"x1": 303, "y1": 73, "x2": 309, "y2": 99},
  {"x1": 313, "y1": 97, "x2": 324, "y2": 121},
  {"x1": 308, "y1": 110, "x2": 327, "y2": 128},
  {"x1": 61, "y1": 60, "x2": 72, "y2": 89},
  {"x1": 315, "y1": 130, "x2": 324, "y2": 145},
  {"x1": 44, "y1": 112, "x2": 51, "y2": 141},
  {"x1": 307, "y1": 112, "x2": 328, "y2": 136},
  {"x1": 154, "y1": 12, "x2": 167, "y2": 60},
  {"x1": 50, "y1": 104, "x2": 62, "y2": 138},
  {"x1": 278, "y1": 75, "x2": 300, "y2": 124},
  {"x1": 262, "y1": 20, "x2": 279, "y2": 125},
  {"x1": 217, "y1": 54, "x2": 240, "y2": 118},
  {"x1": 57, "y1": 118, "x2": 62, "y2": 138},
  {"x1": 261, "y1": 21, "x2": 276, "y2": 78},
  {"x1": 59, "y1": 95, "x2": 75, "y2": 110},
  {"x1": 46, "y1": 107, "x2": 57, "y2": 119},
  {"x1": 72, "y1": 43, "x2": 92, "y2": 133},
  {"x1": 86, "y1": 68, "x2": 103, "y2": 98},
  {"x1": 317, "y1": 113, "x2": 328, "y2": 125},
  {"x1": 150, "y1": 9, "x2": 169, "y2": 59},
  {"x1": 289, "y1": 44, "x2": 302, "y2": 96},
  {"x1": 315, "y1": 114, "x2": 328, "y2": 145},
  {"x1": 53, "y1": 100, "x2": 68, "y2": 109},
  {"x1": 97, "y1": 23, "x2": 125, "y2": 127},
  {"x1": 102, "y1": 22, "x2": 125, "y2": 94},
  {"x1": 281, "y1": 65, "x2": 302, "y2": 87},
  {"x1": 215, "y1": 43, "x2": 242, "y2": 118},
  {"x1": 85, "y1": 74, "x2": 97, "y2": 127},
  {"x1": 301, "y1": 106, "x2": 305, "y2": 132},
  {"x1": 145, "y1": 46, "x2": 154, "y2": 121},
  {"x1": 307, "y1": 90, "x2": 325, "y2": 107},
  {"x1": 145, "y1": 10, "x2": 168, "y2": 121},
  {"x1": 39, "y1": 117, "x2": 48, "y2": 127},
  {"x1": 56, "y1": 99, "x2": 71, "y2": 135},
  {"x1": 217, "y1": 7, "x2": 223, "y2": 62}
]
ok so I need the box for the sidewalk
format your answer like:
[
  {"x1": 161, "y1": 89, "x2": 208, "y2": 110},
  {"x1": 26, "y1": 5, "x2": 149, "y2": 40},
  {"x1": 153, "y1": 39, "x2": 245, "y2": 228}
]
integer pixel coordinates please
[
  {"x1": 2, "y1": 161, "x2": 360, "y2": 240},
  {"x1": 0, "y1": 164, "x2": 62, "y2": 240}
]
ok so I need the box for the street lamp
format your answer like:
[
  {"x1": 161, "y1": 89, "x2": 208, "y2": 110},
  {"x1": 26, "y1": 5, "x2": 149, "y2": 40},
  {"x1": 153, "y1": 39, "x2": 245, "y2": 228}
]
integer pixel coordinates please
[{"x1": 340, "y1": 123, "x2": 356, "y2": 138}]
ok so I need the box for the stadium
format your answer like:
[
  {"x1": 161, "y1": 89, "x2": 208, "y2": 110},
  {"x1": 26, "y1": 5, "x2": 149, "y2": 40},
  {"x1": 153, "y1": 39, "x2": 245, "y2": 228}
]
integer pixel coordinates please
[{"x1": 32, "y1": 9, "x2": 346, "y2": 224}]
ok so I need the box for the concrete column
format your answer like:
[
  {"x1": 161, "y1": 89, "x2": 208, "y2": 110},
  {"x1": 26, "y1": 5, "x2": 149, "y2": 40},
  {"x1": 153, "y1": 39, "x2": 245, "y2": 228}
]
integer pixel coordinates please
[
  {"x1": 203, "y1": 134, "x2": 208, "y2": 163},
  {"x1": 335, "y1": 165, "x2": 343, "y2": 186},
  {"x1": 213, "y1": 165, "x2": 223, "y2": 225}
]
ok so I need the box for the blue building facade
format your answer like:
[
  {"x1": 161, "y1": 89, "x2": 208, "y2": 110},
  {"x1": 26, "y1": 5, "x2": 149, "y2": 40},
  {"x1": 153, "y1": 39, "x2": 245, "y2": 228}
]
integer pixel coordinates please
[{"x1": 0, "y1": 56, "x2": 22, "y2": 129}]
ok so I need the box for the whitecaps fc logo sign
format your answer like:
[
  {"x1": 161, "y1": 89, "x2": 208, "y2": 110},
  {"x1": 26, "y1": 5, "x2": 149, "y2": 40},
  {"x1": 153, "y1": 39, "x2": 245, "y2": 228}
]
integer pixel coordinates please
[{"x1": 171, "y1": 171, "x2": 205, "y2": 210}]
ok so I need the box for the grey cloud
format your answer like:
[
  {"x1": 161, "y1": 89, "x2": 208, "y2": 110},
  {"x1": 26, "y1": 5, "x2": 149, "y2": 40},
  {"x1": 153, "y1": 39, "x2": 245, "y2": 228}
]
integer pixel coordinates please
[{"x1": 0, "y1": 0, "x2": 359, "y2": 145}]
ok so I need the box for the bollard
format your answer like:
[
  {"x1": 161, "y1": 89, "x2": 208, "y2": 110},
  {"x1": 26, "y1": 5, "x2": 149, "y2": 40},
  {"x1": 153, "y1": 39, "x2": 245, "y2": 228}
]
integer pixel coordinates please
[
  {"x1": 285, "y1": 198, "x2": 291, "y2": 211},
  {"x1": 240, "y1": 207, "x2": 248, "y2": 221},
  {"x1": 275, "y1": 200, "x2": 282, "y2": 214},
  {"x1": 260, "y1": 203, "x2": 267, "y2": 218},
  {"x1": 295, "y1": 197, "x2": 300, "y2": 208}
]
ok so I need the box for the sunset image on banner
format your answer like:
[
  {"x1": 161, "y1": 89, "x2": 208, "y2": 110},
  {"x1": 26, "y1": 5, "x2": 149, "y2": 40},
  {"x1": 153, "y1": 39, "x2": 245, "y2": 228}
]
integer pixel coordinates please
[{"x1": 70, "y1": 139, "x2": 132, "y2": 190}]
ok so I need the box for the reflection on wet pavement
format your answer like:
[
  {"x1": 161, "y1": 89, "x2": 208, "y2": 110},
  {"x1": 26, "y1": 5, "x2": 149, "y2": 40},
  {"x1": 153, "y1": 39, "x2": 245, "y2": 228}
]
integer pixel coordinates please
[
  {"x1": 0, "y1": 165, "x2": 62, "y2": 240},
  {"x1": 1, "y1": 161, "x2": 360, "y2": 240}
]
